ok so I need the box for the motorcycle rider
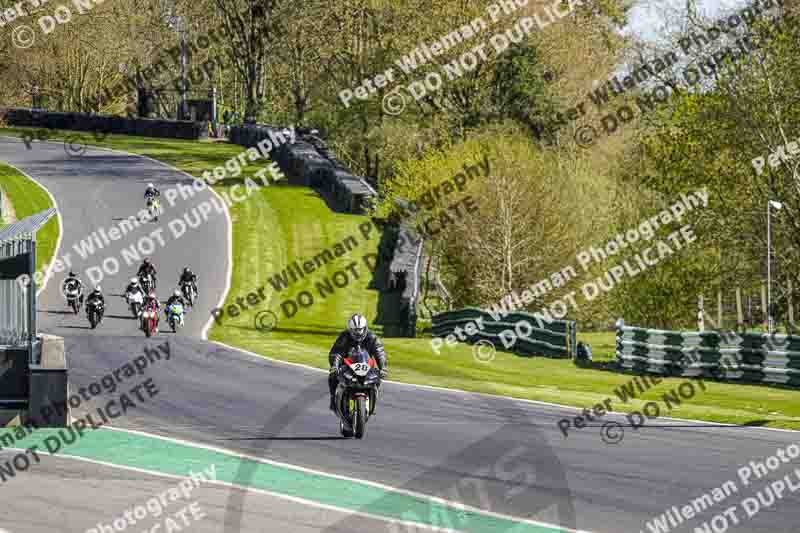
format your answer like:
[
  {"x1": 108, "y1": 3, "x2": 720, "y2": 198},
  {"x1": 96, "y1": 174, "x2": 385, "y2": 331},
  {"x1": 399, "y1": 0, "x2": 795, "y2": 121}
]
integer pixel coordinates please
[
  {"x1": 164, "y1": 289, "x2": 186, "y2": 326},
  {"x1": 125, "y1": 277, "x2": 145, "y2": 315},
  {"x1": 328, "y1": 314, "x2": 388, "y2": 412},
  {"x1": 179, "y1": 266, "x2": 198, "y2": 301},
  {"x1": 125, "y1": 277, "x2": 142, "y2": 295},
  {"x1": 137, "y1": 258, "x2": 157, "y2": 289},
  {"x1": 144, "y1": 183, "x2": 161, "y2": 221},
  {"x1": 62, "y1": 271, "x2": 84, "y2": 305},
  {"x1": 144, "y1": 182, "x2": 160, "y2": 202},
  {"x1": 85, "y1": 285, "x2": 104, "y2": 320},
  {"x1": 142, "y1": 290, "x2": 160, "y2": 326}
]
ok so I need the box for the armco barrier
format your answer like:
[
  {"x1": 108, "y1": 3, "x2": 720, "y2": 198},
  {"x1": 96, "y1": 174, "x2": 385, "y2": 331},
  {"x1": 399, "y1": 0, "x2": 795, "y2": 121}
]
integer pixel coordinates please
[
  {"x1": 229, "y1": 124, "x2": 376, "y2": 214},
  {"x1": 0, "y1": 107, "x2": 208, "y2": 140},
  {"x1": 432, "y1": 307, "x2": 576, "y2": 358},
  {"x1": 616, "y1": 324, "x2": 800, "y2": 386}
]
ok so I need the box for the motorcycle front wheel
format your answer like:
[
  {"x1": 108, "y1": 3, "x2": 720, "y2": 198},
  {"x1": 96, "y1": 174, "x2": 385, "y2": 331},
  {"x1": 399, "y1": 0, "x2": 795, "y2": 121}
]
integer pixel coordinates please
[
  {"x1": 354, "y1": 396, "x2": 367, "y2": 439},
  {"x1": 340, "y1": 420, "x2": 354, "y2": 438}
]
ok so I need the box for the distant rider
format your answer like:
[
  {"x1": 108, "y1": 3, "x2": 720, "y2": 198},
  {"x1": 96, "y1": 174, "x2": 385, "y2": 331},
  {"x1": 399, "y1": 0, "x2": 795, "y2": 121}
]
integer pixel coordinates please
[
  {"x1": 164, "y1": 289, "x2": 186, "y2": 324},
  {"x1": 179, "y1": 266, "x2": 198, "y2": 298},
  {"x1": 145, "y1": 183, "x2": 161, "y2": 220},
  {"x1": 125, "y1": 277, "x2": 144, "y2": 314},
  {"x1": 125, "y1": 277, "x2": 143, "y2": 296},
  {"x1": 328, "y1": 314, "x2": 388, "y2": 412},
  {"x1": 144, "y1": 183, "x2": 160, "y2": 202},
  {"x1": 62, "y1": 271, "x2": 84, "y2": 304},
  {"x1": 138, "y1": 258, "x2": 157, "y2": 289},
  {"x1": 86, "y1": 285, "x2": 104, "y2": 311},
  {"x1": 143, "y1": 290, "x2": 160, "y2": 324}
]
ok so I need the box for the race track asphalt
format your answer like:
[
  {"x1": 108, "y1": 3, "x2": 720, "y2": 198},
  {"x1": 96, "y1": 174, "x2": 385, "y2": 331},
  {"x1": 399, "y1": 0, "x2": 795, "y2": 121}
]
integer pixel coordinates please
[{"x1": 1, "y1": 136, "x2": 799, "y2": 533}]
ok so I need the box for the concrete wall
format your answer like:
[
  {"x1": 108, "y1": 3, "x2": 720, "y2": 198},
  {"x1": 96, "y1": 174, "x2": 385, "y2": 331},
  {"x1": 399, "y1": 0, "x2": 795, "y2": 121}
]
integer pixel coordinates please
[{"x1": 26, "y1": 334, "x2": 68, "y2": 427}]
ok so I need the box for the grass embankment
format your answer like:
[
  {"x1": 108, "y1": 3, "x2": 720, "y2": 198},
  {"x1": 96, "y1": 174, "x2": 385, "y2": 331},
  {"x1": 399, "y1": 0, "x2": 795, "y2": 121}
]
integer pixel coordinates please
[
  {"x1": 0, "y1": 162, "x2": 58, "y2": 274},
  {"x1": 2, "y1": 127, "x2": 799, "y2": 429}
]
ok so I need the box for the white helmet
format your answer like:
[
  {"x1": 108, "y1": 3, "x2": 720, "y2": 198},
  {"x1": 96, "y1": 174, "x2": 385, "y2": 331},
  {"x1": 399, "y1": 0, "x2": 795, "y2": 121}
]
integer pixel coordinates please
[
  {"x1": 347, "y1": 314, "x2": 368, "y2": 342},
  {"x1": 95, "y1": 285, "x2": 102, "y2": 293},
  {"x1": 131, "y1": 277, "x2": 139, "y2": 284},
  {"x1": 174, "y1": 290, "x2": 181, "y2": 297},
  {"x1": 148, "y1": 183, "x2": 154, "y2": 188}
]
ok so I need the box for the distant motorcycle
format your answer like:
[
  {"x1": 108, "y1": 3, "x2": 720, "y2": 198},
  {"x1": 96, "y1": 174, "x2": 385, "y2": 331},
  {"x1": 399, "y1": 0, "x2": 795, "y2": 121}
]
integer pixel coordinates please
[
  {"x1": 86, "y1": 300, "x2": 104, "y2": 329},
  {"x1": 335, "y1": 346, "x2": 382, "y2": 439},
  {"x1": 140, "y1": 273, "x2": 155, "y2": 293},
  {"x1": 146, "y1": 197, "x2": 161, "y2": 222},
  {"x1": 125, "y1": 289, "x2": 144, "y2": 317},
  {"x1": 65, "y1": 286, "x2": 82, "y2": 314},
  {"x1": 167, "y1": 301, "x2": 185, "y2": 333},
  {"x1": 141, "y1": 303, "x2": 159, "y2": 337},
  {"x1": 180, "y1": 280, "x2": 197, "y2": 307}
]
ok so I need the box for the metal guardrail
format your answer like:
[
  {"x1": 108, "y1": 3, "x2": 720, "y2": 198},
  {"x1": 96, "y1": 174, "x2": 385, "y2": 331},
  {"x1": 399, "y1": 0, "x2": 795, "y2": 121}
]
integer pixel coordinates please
[
  {"x1": 615, "y1": 324, "x2": 800, "y2": 387},
  {"x1": 432, "y1": 307, "x2": 575, "y2": 358},
  {"x1": 0, "y1": 238, "x2": 33, "y2": 346},
  {"x1": 0, "y1": 209, "x2": 56, "y2": 363}
]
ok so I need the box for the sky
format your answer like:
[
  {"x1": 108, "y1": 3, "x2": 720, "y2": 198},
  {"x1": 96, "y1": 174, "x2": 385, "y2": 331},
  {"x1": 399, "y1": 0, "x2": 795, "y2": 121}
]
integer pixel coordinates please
[{"x1": 623, "y1": 0, "x2": 754, "y2": 43}]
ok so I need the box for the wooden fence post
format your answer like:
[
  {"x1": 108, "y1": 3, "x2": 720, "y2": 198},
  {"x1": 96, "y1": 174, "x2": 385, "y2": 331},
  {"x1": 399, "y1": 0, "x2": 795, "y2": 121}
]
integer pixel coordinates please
[
  {"x1": 761, "y1": 280, "x2": 768, "y2": 330},
  {"x1": 717, "y1": 290, "x2": 723, "y2": 330}
]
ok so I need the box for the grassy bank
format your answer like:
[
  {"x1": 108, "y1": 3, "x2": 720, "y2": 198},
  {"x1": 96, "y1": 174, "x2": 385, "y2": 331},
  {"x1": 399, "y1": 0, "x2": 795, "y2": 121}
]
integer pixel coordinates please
[
  {"x1": 2, "y1": 127, "x2": 799, "y2": 429},
  {"x1": 0, "y1": 162, "x2": 58, "y2": 274}
]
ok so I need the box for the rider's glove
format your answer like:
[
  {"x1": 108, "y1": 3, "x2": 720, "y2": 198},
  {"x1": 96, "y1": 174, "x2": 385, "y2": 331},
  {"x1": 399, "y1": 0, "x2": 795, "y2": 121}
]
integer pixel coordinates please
[{"x1": 330, "y1": 353, "x2": 343, "y2": 374}]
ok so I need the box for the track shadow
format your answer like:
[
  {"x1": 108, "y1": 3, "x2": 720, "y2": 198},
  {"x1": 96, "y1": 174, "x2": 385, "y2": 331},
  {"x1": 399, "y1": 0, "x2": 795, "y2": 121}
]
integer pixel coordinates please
[
  {"x1": 105, "y1": 314, "x2": 137, "y2": 320},
  {"x1": 741, "y1": 420, "x2": 771, "y2": 427},
  {"x1": 236, "y1": 324, "x2": 343, "y2": 336},
  {"x1": 223, "y1": 436, "x2": 346, "y2": 442},
  {"x1": 574, "y1": 359, "x2": 618, "y2": 372},
  {"x1": 61, "y1": 325, "x2": 91, "y2": 330},
  {"x1": 39, "y1": 309, "x2": 76, "y2": 315}
]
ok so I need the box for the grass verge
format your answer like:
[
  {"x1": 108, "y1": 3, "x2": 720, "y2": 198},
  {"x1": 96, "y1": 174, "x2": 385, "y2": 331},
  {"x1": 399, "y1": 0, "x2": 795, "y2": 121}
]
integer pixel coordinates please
[{"x1": 2, "y1": 127, "x2": 799, "y2": 430}]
